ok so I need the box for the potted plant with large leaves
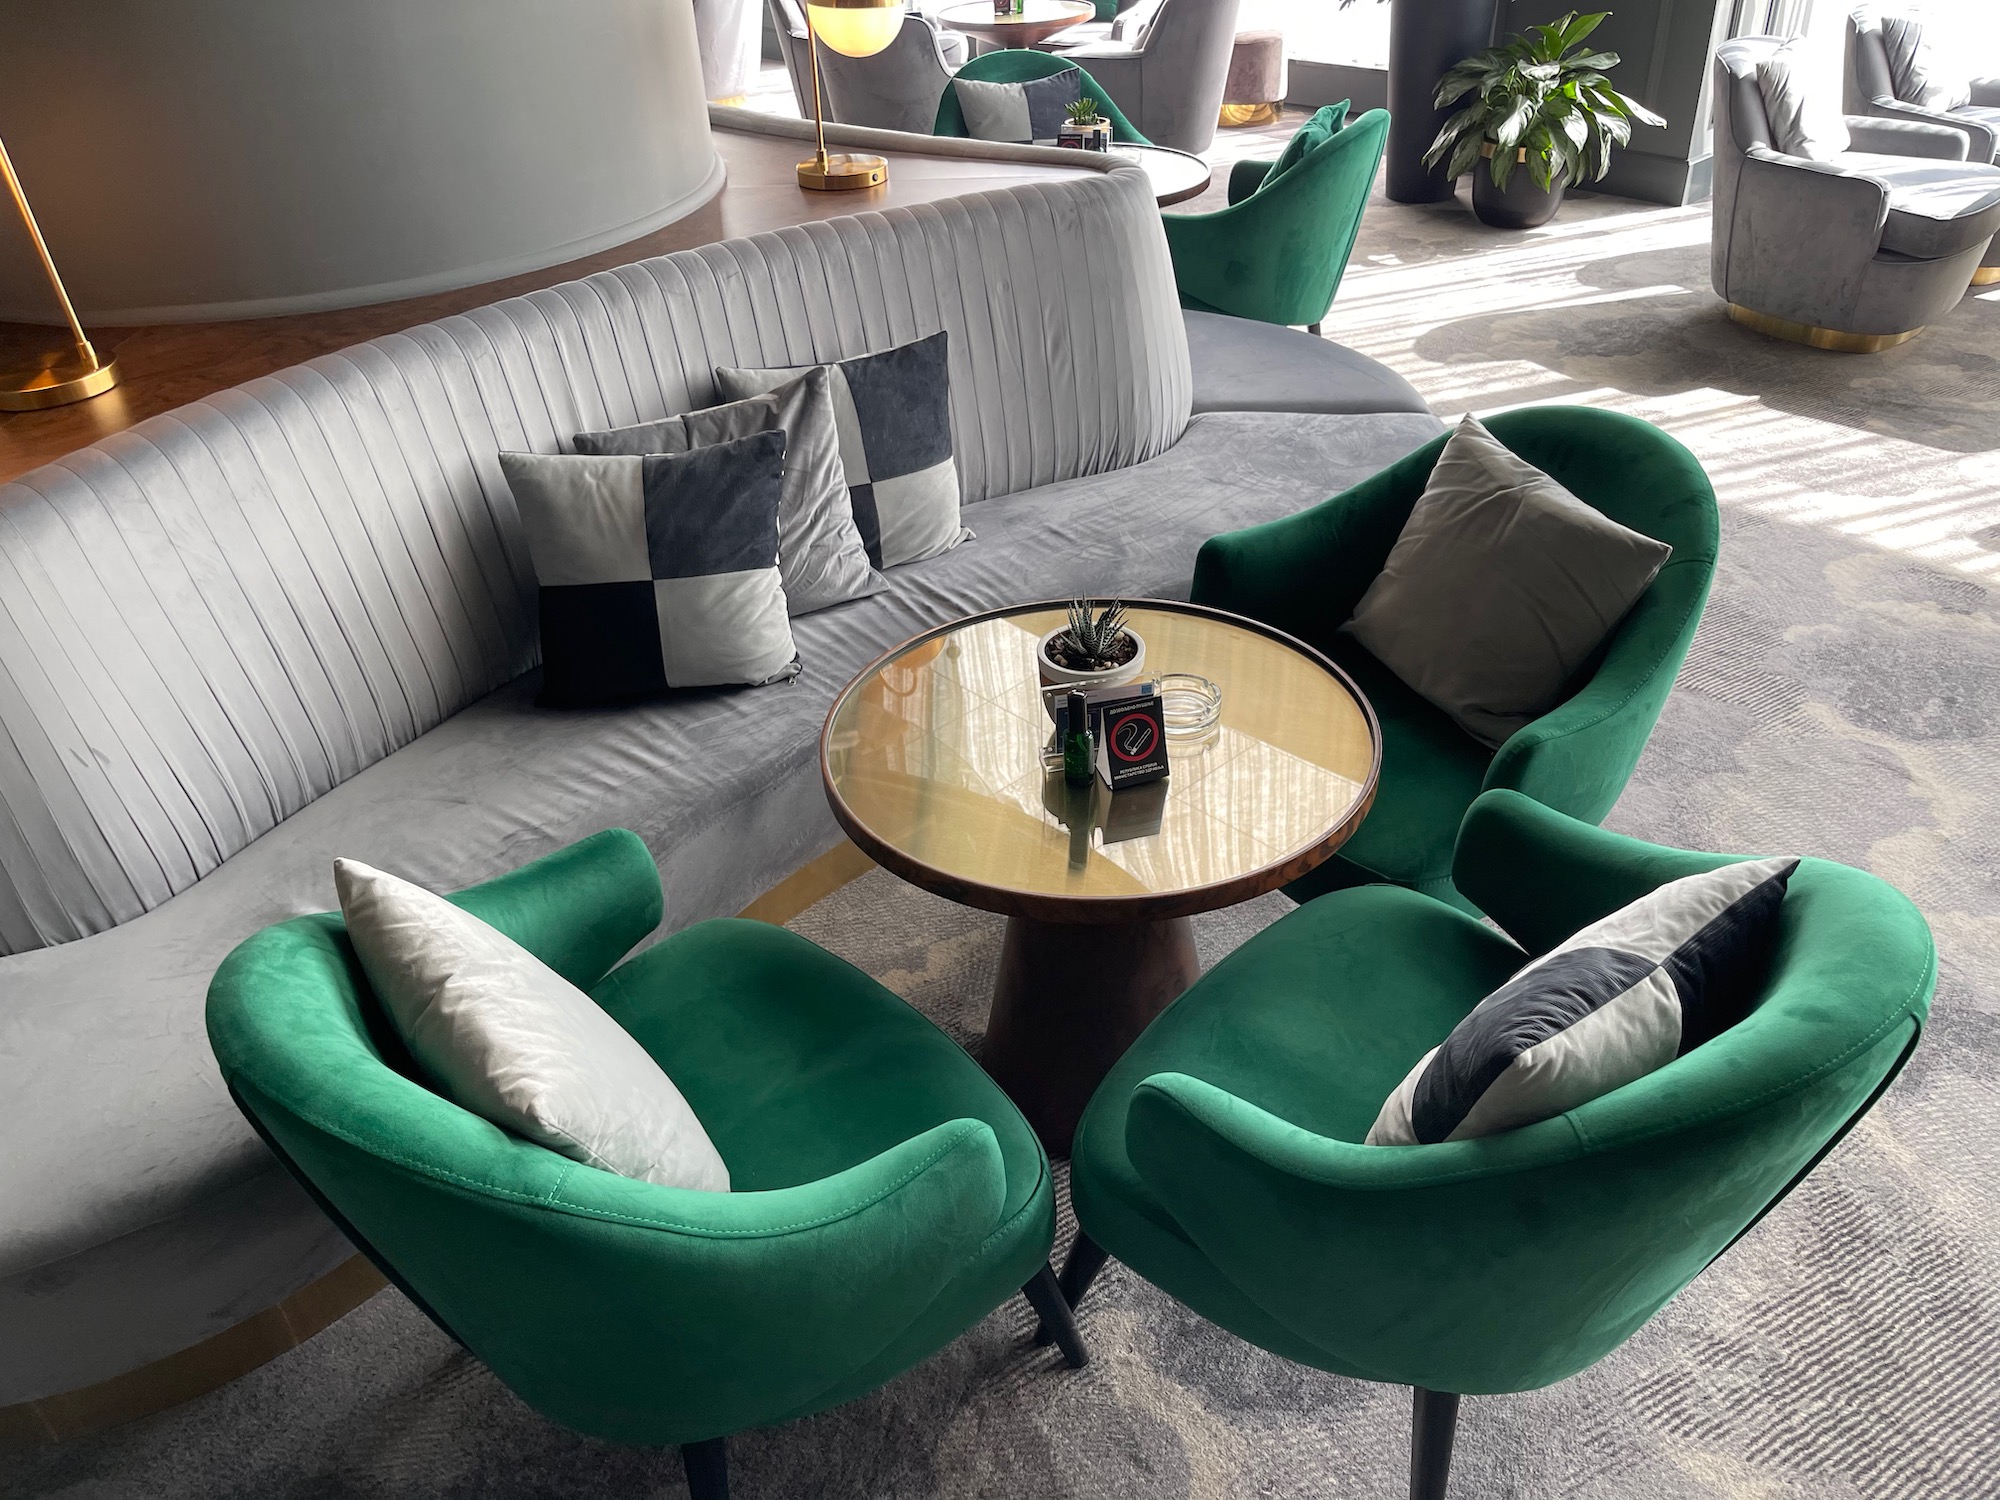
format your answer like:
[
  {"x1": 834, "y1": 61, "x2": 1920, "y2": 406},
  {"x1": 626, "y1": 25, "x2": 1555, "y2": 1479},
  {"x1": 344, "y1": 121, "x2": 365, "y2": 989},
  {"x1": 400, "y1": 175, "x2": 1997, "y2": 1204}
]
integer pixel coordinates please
[{"x1": 1423, "y1": 10, "x2": 1664, "y2": 229}]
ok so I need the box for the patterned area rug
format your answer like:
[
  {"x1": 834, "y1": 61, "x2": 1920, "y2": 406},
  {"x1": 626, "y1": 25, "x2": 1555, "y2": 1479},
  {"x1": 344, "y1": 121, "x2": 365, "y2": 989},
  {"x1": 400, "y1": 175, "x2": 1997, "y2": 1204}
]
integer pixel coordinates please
[{"x1": 9, "y1": 173, "x2": 1998, "y2": 1499}]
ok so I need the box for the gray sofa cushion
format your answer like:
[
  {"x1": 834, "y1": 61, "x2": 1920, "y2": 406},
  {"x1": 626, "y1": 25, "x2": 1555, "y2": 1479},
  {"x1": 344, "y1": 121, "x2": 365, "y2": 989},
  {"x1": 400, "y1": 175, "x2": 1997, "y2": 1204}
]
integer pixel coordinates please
[
  {"x1": 1183, "y1": 310, "x2": 1431, "y2": 417},
  {"x1": 573, "y1": 366, "x2": 882, "y2": 618},
  {"x1": 0, "y1": 404, "x2": 1441, "y2": 1403},
  {"x1": 1757, "y1": 41, "x2": 1849, "y2": 161},
  {"x1": 1835, "y1": 151, "x2": 2000, "y2": 257}
]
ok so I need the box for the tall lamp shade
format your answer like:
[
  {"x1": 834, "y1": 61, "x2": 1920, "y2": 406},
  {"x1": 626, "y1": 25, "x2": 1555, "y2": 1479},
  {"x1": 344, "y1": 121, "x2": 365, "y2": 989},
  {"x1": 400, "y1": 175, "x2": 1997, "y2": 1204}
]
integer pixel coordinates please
[
  {"x1": 798, "y1": 0, "x2": 903, "y2": 191},
  {"x1": 0, "y1": 133, "x2": 118, "y2": 411}
]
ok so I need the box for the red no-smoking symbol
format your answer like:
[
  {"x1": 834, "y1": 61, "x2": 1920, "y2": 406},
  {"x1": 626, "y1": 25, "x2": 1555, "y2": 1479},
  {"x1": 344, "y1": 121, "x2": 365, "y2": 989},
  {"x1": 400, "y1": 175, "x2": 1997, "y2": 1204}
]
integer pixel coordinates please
[{"x1": 1109, "y1": 711, "x2": 1157, "y2": 762}]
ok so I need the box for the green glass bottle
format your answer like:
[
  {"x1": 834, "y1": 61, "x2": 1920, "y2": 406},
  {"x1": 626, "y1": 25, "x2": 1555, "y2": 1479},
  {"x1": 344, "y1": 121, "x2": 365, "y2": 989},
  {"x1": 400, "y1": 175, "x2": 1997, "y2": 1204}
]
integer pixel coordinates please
[{"x1": 1063, "y1": 690, "x2": 1095, "y2": 787}]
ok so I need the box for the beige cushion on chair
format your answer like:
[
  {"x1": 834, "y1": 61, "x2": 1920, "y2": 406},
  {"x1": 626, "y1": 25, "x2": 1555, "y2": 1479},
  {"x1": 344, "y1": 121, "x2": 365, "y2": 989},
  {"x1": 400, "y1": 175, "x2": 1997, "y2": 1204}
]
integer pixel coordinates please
[{"x1": 335, "y1": 858, "x2": 731, "y2": 1192}]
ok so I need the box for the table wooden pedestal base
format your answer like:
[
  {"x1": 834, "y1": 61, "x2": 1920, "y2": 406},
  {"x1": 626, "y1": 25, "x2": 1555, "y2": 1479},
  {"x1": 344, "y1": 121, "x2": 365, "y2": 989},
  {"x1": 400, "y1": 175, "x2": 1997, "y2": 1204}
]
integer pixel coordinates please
[{"x1": 980, "y1": 914, "x2": 1201, "y2": 1153}]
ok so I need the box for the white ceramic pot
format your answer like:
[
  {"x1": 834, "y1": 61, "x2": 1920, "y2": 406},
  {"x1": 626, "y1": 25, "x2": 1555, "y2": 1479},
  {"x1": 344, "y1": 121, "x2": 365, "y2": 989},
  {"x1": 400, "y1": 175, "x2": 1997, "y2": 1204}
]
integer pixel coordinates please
[{"x1": 1037, "y1": 625, "x2": 1146, "y2": 712}]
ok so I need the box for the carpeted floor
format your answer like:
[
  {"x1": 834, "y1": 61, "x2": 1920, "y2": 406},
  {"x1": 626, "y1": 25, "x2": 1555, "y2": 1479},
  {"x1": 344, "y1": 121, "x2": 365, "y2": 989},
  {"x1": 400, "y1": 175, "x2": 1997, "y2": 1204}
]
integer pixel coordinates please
[{"x1": 9, "y1": 163, "x2": 1998, "y2": 1499}]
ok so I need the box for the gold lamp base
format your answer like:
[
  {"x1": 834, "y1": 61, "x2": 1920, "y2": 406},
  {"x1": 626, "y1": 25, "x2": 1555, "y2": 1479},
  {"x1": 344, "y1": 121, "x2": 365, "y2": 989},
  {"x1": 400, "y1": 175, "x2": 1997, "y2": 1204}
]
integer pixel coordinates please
[
  {"x1": 797, "y1": 152, "x2": 888, "y2": 191},
  {"x1": 1973, "y1": 265, "x2": 2000, "y2": 287},
  {"x1": 0, "y1": 348, "x2": 119, "y2": 411},
  {"x1": 1726, "y1": 303, "x2": 1921, "y2": 354}
]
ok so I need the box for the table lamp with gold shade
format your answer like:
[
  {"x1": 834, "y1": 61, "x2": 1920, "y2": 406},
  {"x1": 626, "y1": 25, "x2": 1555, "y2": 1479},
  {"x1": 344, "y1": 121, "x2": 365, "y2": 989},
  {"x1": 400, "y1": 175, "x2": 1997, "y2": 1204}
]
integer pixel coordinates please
[
  {"x1": 798, "y1": 0, "x2": 903, "y2": 190},
  {"x1": 0, "y1": 132, "x2": 117, "y2": 411}
]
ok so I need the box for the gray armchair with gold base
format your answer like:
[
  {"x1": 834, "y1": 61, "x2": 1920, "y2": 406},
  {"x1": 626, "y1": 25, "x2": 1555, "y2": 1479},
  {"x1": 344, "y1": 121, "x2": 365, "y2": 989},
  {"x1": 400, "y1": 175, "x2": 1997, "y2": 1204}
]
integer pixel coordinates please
[{"x1": 1713, "y1": 36, "x2": 2000, "y2": 351}]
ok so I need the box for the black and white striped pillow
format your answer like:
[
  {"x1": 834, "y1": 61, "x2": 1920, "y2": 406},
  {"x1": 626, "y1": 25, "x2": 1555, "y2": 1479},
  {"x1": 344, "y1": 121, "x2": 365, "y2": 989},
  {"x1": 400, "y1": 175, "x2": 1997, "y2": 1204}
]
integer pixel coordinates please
[{"x1": 1368, "y1": 857, "x2": 1800, "y2": 1146}]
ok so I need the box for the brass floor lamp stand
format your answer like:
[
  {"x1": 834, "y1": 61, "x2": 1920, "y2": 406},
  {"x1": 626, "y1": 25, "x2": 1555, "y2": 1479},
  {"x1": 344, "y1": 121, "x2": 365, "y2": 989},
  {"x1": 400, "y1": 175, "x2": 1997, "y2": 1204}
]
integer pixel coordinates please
[
  {"x1": 0, "y1": 133, "x2": 118, "y2": 412},
  {"x1": 796, "y1": 27, "x2": 887, "y2": 191}
]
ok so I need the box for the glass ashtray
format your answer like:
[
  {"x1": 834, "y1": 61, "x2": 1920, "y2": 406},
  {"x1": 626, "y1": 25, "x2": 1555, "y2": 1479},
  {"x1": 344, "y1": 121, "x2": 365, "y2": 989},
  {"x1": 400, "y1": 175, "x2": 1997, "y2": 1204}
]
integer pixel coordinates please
[{"x1": 1158, "y1": 673, "x2": 1222, "y2": 742}]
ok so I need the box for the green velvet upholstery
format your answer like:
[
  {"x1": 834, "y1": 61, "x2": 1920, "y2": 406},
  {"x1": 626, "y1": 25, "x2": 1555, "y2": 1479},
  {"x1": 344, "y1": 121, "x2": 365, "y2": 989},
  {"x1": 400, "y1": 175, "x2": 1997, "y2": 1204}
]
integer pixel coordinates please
[
  {"x1": 932, "y1": 50, "x2": 1148, "y2": 142},
  {"x1": 1164, "y1": 106, "x2": 1387, "y2": 329},
  {"x1": 1070, "y1": 789, "x2": 1935, "y2": 1400},
  {"x1": 1192, "y1": 405, "x2": 1718, "y2": 912},
  {"x1": 206, "y1": 830, "x2": 1055, "y2": 1449}
]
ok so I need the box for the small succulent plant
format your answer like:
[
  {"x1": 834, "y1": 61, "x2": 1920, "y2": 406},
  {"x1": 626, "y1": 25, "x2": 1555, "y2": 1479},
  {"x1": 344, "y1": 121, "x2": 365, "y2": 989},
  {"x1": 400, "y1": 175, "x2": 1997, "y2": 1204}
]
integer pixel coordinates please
[
  {"x1": 1064, "y1": 96, "x2": 1104, "y2": 128},
  {"x1": 1059, "y1": 599, "x2": 1132, "y2": 671}
]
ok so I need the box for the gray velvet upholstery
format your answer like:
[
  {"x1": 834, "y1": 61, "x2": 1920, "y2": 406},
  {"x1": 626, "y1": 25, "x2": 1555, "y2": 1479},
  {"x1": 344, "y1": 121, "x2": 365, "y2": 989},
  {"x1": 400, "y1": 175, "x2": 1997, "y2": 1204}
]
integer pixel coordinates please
[
  {"x1": 1046, "y1": 0, "x2": 1241, "y2": 153},
  {"x1": 1846, "y1": 9, "x2": 2000, "y2": 163},
  {"x1": 1846, "y1": 9, "x2": 2000, "y2": 271},
  {"x1": 1183, "y1": 310, "x2": 1430, "y2": 417},
  {"x1": 1712, "y1": 36, "x2": 2000, "y2": 339},
  {"x1": 0, "y1": 142, "x2": 1436, "y2": 1406},
  {"x1": 818, "y1": 12, "x2": 964, "y2": 132}
]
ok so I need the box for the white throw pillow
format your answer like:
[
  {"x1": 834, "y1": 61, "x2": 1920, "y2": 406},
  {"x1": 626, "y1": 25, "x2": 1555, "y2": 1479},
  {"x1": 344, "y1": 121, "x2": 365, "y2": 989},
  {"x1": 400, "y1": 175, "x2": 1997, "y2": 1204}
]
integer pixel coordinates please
[
  {"x1": 1756, "y1": 41, "x2": 1850, "y2": 162},
  {"x1": 1368, "y1": 856, "x2": 1799, "y2": 1146},
  {"x1": 335, "y1": 857, "x2": 729, "y2": 1191}
]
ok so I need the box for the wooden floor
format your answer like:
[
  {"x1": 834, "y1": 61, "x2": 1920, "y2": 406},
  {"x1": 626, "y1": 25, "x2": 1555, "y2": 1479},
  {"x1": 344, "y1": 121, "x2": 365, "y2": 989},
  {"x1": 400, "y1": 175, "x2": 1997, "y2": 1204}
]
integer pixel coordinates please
[{"x1": 0, "y1": 127, "x2": 1088, "y2": 486}]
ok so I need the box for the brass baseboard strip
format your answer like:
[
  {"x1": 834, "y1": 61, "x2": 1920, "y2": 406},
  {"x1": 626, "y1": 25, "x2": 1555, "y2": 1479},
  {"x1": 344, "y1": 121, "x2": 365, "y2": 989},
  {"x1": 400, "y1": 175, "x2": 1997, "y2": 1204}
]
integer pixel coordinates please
[
  {"x1": 0, "y1": 1254, "x2": 386, "y2": 1452},
  {"x1": 736, "y1": 838, "x2": 875, "y2": 925},
  {"x1": 0, "y1": 843, "x2": 874, "y2": 1451},
  {"x1": 1972, "y1": 265, "x2": 2000, "y2": 287},
  {"x1": 1727, "y1": 303, "x2": 1922, "y2": 353}
]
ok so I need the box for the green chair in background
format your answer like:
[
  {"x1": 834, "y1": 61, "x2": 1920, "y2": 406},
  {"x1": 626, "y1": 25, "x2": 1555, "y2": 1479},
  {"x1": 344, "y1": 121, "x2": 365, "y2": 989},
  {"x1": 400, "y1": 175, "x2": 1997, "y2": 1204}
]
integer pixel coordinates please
[
  {"x1": 207, "y1": 830, "x2": 1079, "y2": 1500},
  {"x1": 1055, "y1": 789, "x2": 1934, "y2": 1499},
  {"x1": 932, "y1": 50, "x2": 1149, "y2": 142},
  {"x1": 1163, "y1": 103, "x2": 1389, "y2": 332},
  {"x1": 1192, "y1": 405, "x2": 1718, "y2": 914}
]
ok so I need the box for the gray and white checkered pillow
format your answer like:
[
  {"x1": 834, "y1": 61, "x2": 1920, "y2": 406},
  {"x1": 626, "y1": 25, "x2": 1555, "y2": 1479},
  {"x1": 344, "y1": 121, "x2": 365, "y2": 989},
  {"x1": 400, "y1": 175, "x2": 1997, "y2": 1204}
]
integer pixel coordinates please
[
  {"x1": 952, "y1": 67, "x2": 1084, "y2": 145},
  {"x1": 716, "y1": 331, "x2": 970, "y2": 571},
  {"x1": 499, "y1": 433, "x2": 800, "y2": 706},
  {"x1": 572, "y1": 366, "x2": 882, "y2": 617},
  {"x1": 1367, "y1": 856, "x2": 1800, "y2": 1146}
]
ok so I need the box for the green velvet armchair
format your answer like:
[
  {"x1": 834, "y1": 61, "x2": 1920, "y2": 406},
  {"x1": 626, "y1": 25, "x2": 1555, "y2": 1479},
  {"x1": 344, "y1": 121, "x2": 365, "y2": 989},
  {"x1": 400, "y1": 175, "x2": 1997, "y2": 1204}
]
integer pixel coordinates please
[
  {"x1": 1192, "y1": 405, "x2": 1718, "y2": 913},
  {"x1": 932, "y1": 50, "x2": 1148, "y2": 142},
  {"x1": 1164, "y1": 105, "x2": 1389, "y2": 332},
  {"x1": 207, "y1": 830, "x2": 1078, "y2": 1500},
  {"x1": 1057, "y1": 789, "x2": 1934, "y2": 1499}
]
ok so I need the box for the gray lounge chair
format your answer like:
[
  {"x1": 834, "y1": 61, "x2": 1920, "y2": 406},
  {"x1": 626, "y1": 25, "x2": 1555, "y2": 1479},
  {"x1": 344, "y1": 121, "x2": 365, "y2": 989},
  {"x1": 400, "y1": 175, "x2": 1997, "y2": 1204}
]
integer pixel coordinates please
[
  {"x1": 1046, "y1": 0, "x2": 1240, "y2": 153},
  {"x1": 1711, "y1": 35, "x2": 2000, "y2": 349}
]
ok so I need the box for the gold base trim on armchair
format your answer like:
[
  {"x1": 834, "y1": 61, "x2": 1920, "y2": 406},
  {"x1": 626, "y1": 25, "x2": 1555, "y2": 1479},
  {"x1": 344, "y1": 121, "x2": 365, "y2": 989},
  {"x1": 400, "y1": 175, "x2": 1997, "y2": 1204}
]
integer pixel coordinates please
[
  {"x1": 0, "y1": 1254, "x2": 387, "y2": 1452},
  {"x1": 0, "y1": 841, "x2": 877, "y2": 1450},
  {"x1": 1727, "y1": 303, "x2": 1922, "y2": 353},
  {"x1": 1972, "y1": 265, "x2": 2000, "y2": 287}
]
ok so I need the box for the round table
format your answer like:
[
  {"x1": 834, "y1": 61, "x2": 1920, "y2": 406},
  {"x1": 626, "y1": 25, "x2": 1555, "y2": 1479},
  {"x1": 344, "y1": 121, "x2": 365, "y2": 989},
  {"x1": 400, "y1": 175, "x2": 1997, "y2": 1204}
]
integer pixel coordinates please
[
  {"x1": 1108, "y1": 143, "x2": 1212, "y2": 207},
  {"x1": 821, "y1": 600, "x2": 1380, "y2": 1149},
  {"x1": 935, "y1": 0, "x2": 1096, "y2": 49}
]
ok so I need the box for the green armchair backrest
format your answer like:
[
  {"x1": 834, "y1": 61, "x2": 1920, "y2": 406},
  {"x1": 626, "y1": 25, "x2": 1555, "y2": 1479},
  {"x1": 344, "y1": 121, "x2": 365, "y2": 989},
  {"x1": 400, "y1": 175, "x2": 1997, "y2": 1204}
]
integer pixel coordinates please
[
  {"x1": 1193, "y1": 405, "x2": 1720, "y2": 832},
  {"x1": 1122, "y1": 790, "x2": 1935, "y2": 1394},
  {"x1": 205, "y1": 830, "x2": 1012, "y2": 1447},
  {"x1": 1163, "y1": 107, "x2": 1389, "y2": 328},
  {"x1": 932, "y1": 50, "x2": 1149, "y2": 142}
]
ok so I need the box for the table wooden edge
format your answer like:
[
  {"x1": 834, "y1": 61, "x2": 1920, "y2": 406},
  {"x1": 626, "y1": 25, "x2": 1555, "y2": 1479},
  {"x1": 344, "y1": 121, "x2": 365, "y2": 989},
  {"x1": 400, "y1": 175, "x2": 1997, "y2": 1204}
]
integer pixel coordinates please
[{"x1": 818, "y1": 597, "x2": 1383, "y2": 926}]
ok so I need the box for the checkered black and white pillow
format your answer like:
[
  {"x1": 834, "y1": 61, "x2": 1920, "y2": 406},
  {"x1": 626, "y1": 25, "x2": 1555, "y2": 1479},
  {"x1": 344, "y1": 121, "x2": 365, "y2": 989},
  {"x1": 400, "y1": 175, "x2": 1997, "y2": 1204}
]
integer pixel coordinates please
[
  {"x1": 1368, "y1": 856, "x2": 1801, "y2": 1146},
  {"x1": 716, "y1": 332, "x2": 969, "y2": 572},
  {"x1": 500, "y1": 433, "x2": 800, "y2": 707},
  {"x1": 572, "y1": 366, "x2": 882, "y2": 617}
]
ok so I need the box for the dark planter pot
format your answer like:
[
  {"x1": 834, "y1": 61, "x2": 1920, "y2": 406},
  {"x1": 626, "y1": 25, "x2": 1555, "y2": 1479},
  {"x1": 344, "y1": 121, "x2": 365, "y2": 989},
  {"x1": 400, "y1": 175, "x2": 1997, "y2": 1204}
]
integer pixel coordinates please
[
  {"x1": 1472, "y1": 157, "x2": 1569, "y2": 229},
  {"x1": 1385, "y1": 0, "x2": 1498, "y2": 204}
]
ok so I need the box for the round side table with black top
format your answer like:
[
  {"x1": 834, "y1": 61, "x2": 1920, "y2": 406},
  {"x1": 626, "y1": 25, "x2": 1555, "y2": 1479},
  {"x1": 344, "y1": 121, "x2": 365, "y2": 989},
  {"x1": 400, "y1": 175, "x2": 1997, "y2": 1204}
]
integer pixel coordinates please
[{"x1": 821, "y1": 599, "x2": 1381, "y2": 1150}]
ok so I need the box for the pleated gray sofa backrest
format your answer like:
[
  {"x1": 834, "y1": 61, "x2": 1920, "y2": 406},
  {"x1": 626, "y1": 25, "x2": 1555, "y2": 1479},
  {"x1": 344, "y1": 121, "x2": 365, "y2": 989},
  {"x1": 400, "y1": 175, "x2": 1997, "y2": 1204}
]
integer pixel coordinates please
[{"x1": 0, "y1": 164, "x2": 1190, "y2": 954}]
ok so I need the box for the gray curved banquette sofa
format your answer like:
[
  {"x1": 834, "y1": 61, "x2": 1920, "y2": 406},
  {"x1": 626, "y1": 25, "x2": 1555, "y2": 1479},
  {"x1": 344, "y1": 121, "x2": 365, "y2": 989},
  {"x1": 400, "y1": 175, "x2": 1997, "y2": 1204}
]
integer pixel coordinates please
[{"x1": 0, "y1": 153, "x2": 1439, "y2": 1417}]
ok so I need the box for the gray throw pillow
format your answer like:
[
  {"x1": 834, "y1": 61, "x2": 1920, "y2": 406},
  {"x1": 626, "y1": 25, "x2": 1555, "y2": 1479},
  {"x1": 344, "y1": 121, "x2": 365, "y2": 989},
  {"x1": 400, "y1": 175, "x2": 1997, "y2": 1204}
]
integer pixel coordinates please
[
  {"x1": 717, "y1": 332, "x2": 969, "y2": 571},
  {"x1": 1343, "y1": 415, "x2": 1672, "y2": 748},
  {"x1": 573, "y1": 366, "x2": 882, "y2": 617},
  {"x1": 1368, "y1": 856, "x2": 1798, "y2": 1146},
  {"x1": 1756, "y1": 41, "x2": 1849, "y2": 162},
  {"x1": 335, "y1": 856, "x2": 730, "y2": 1190},
  {"x1": 500, "y1": 434, "x2": 800, "y2": 705},
  {"x1": 953, "y1": 67, "x2": 1083, "y2": 145}
]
